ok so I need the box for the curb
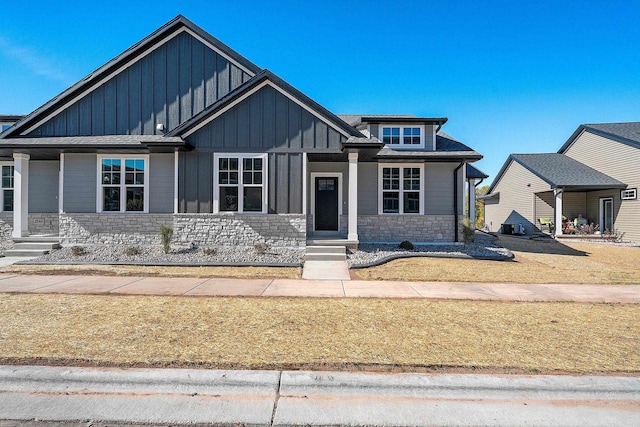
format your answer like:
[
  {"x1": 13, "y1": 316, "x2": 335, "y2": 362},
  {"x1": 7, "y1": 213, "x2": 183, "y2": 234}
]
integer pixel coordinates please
[{"x1": 349, "y1": 250, "x2": 514, "y2": 269}]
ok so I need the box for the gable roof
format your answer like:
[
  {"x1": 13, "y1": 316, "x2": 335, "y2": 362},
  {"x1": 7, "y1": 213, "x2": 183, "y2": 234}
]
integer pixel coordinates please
[
  {"x1": 0, "y1": 15, "x2": 261, "y2": 139},
  {"x1": 375, "y1": 130, "x2": 482, "y2": 161},
  {"x1": 466, "y1": 163, "x2": 488, "y2": 179},
  {"x1": 559, "y1": 122, "x2": 640, "y2": 153},
  {"x1": 487, "y1": 153, "x2": 626, "y2": 194},
  {"x1": 167, "y1": 69, "x2": 364, "y2": 139}
]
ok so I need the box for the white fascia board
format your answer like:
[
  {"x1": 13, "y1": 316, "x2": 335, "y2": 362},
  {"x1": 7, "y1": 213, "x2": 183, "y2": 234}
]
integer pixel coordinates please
[
  {"x1": 182, "y1": 80, "x2": 353, "y2": 139},
  {"x1": 23, "y1": 27, "x2": 256, "y2": 136}
]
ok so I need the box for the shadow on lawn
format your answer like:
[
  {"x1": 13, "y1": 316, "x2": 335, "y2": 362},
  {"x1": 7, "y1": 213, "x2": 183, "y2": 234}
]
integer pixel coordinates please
[{"x1": 495, "y1": 235, "x2": 589, "y2": 257}]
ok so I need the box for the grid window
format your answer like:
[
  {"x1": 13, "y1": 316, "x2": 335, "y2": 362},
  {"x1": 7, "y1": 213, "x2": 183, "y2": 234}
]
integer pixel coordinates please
[
  {"x1": 379, "y1": 164, "x2": 422, "y2": 214},
  {"x1": 99, "y1": 157, "x2": 147, "y2": 212},
  {"x1": 1, "y1": 165, "x2": 14, "y2": 212},
  {"x1": 216, "y1": 155, "x2": 266, "y2": 213},
  {"x1": 382, "y1": 126, "x2": 422, "y2": 146}
]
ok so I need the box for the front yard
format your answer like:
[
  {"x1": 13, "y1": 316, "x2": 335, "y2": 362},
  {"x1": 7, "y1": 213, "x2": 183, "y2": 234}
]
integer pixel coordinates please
[
  {"x1": 352, "y1": 237, "x2": 640, "y2": 284},
  {"x1": 0, "y1": 293, "x2": 637, "y2": 374}
]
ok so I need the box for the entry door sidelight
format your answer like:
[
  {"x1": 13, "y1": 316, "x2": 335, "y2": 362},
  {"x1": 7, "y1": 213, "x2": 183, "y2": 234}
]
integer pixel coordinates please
[{"x1": 315, "y1": 177, "x2": 338, "y2": 231}]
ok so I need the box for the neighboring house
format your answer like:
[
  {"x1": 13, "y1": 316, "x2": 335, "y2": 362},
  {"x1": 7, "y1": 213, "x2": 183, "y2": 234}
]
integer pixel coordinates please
[
  {"x1": 0, "y1": 115, "x2": 25, "y2": 132},
  {"x1": 0, "y1": 15, "x2": 483, "y2": 247},
  {"x1": 483, "y1": 122, "x2": 639, "y2": 242}
]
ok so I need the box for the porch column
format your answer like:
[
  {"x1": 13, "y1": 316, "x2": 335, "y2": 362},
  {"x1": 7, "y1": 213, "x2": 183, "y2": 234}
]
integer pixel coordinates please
[
  {"x1": 348, "y1": 152, "x2": 358, "y2": 241},
  {"x1": 469, "y1": 179, "x2": 476, "y2": 229},
  {"x1": 554, "y1": 188, "x2": 563, "y2": 237},
  {"x1": 12, "y1": 153, "x2": 30, "y2": 238}
]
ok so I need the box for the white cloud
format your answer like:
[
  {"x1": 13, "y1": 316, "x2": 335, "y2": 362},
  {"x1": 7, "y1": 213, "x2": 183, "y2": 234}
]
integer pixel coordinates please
[{"x1": 0, "y1": 36, "x2": 72, "y2": 85}]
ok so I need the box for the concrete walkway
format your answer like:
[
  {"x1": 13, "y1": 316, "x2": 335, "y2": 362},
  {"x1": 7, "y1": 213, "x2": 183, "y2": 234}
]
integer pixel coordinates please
[
  {"x1": 1, "y1": 365, "x2": 638, "y2": 426},
  {"x1": 0, "y1": 273, "x2": 638, "y2": 302}
]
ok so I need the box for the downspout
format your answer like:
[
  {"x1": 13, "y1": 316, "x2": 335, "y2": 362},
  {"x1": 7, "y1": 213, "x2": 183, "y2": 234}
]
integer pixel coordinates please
[{"x1": 453, "y1": 162, "x2": 464, "y2": 242}]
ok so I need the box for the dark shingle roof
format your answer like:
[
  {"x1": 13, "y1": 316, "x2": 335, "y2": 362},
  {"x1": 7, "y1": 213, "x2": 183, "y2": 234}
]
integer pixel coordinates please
[
  {"x1": 466, "y1": 163, "x2": 488, "y2": 179},
  {"x1": 511, "y1": 153, "x2": 626, "y2": 188},
  {"x1": 559, "y1": 122, "x2": 640, "y2": 153},
  {"x1": 0, "y1": 135, "x2": 185, "y2": 147},
  {"x1": 375, "y1": 131, "x2": 482, "y2": 160},
  {"x1": 337, "y1": 115, "x2": 416, "y2": 127}
]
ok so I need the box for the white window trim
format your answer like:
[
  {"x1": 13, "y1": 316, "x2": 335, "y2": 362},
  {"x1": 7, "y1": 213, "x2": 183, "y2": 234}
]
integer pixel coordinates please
[
  {"x1": 96, "y1": 154, "x2": 150, "y2": 213},
  {"x1": 310, "y1": 172, "x2": 343, "y2": 232},
  {"x1": 213, "y1": 153, "x2": 268, "y2": 214},
  {"x1": 377, "y1": 163, "x2": 424, "y2": 215},
  {"x1": 380, "y1": 124, "x2": 425, "y2": 149},
  {"x1": 621, "y1": 188, "x2": 637, "y2": 200},
  {"x1": 0, "y1": 161, "x2": 14, "y2": 213}
]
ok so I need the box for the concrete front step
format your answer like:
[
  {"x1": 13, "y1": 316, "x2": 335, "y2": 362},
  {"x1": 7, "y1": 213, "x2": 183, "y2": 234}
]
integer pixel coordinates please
[
  {"x1": 4, "y1": 249, "x2": 50, "y2": 257},
  {"x1": 304, "y1": 253, "x2": 346, "y2": 262},
  {"x1": 12, "y1": 236, "x2": 61, "y2": 243},
  {"x1": 305, "y1": 245, "x2": 345, "y2": 254},
  {"x1": 306, "y1": 239, "x2": 358, "y2": 246},
  {"x1": 11, "y1": 242, "x2": 60, "y2": 250},
  {"x1": 304, "y1": 245, "x2": 346, "y2": 262}
]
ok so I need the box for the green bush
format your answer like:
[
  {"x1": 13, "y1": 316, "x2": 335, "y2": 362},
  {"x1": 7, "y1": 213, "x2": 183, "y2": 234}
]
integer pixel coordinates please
[
  {"x1": 462, "y1": 217, "x2": 475, "y2": 244},
  {"x1": 399, "y1": 240, "x2": 414, "y2": 250},
  {"x1": 159, "y1": 225, "x2": 173, "y2": 254}
]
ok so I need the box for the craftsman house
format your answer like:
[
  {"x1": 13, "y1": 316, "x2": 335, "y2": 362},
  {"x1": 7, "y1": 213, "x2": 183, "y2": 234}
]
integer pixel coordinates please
[
  {"x1": 0, "y1": 15, "x2": 483, "y2": 247},
  {"x1": 483, "y1": 123, "x2": 639, "y2": 242}
]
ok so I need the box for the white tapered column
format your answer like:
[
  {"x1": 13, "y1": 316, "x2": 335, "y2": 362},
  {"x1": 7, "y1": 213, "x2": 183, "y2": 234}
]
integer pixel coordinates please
[
  {"x1": 348, "y1": 152, "x2": 358, "y2": 241},
  {"x1": 469, "y1": 180, "x2": 476, "y2": 228},
  {"x1": 554, "y1": 188, "x2": 563, "y2": 236},
  {"x1": 12, "y1": 153, "x2": 30, "y2": 238}
]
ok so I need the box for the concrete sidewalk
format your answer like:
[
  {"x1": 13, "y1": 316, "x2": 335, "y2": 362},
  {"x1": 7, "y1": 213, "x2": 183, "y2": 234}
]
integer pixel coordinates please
[
  {"x1": 0, "y1": 273, "x2": 638, "y2": 302},
  {"x1": 1, "y1": 365, "x2": 638, "y2": 426}
]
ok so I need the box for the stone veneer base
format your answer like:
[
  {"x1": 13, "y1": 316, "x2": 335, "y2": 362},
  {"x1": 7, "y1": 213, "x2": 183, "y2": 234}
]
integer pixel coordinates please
[{"x1": 1, "y1": 213, "x2": 462, "y2": 246}]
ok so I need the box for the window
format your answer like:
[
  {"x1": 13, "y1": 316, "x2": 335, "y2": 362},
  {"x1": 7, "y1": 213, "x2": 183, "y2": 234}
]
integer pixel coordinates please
[
  {"x1": 1, "y1": 125, "x2": 10, "y2": 132},
  {"x1": 378, "y1": 163, "x2": 424, "y2": 214},
  {"x1": 621, "y1": 188, "x2": 637, "y2": 200},
  {"x1": 214, "y1": 153, "x2": 267, "y2": 213},
  {"x1": 0, "y1": 163, "x2": 14, "y2": 212},
  {"x1": 381, "y1": 126, "x2": 423, "y2": 147},
  {"x1": 97, "y1": 156, "x2": 148, "y2": 213}
]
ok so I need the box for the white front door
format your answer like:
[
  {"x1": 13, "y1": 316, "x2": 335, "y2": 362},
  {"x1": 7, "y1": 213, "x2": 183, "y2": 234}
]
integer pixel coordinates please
[{"x1": 599, "y1": 197, "x2": 614, "y2": 233}]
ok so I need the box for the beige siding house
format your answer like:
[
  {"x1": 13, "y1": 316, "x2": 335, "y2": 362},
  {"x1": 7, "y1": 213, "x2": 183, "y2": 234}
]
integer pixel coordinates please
[{"x1": 484, "y1": 122, "x2": 639, "y2": 242}]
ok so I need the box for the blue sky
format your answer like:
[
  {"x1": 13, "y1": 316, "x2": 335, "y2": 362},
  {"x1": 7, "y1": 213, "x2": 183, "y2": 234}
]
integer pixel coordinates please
[{"x1": 1, "y1": 1, "x2": 639, "y2": 181}]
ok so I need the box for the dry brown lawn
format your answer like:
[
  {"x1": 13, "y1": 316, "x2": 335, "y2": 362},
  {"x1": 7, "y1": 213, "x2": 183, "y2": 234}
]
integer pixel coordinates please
[
  {"x1": 352, "y1": 239, "x2": 640, "y2": 284},
  {"x1": 0, "y1": 293, "x2": 638, "y2": 374},
  {"x1": 0, "y1": 264, "x2": 301, "y2": 279}
]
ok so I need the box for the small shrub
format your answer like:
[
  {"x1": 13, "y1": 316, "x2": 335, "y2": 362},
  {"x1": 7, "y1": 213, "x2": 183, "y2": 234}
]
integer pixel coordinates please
[
  {"x1": 160, "y1": 225, "x2": 173, "y2": 254},
  {"x1": 202, "y1": 247, "x2": 217, "y2": 256},
  {"x1": 399, "y1": 240, "x2": 414, "y2": 250},
  {"x1": 602, "y1": 229, "x2": 625, "y2": 243},
  {"x1": 70, "y1": 246, "x2": 87, "y2": 256},
  {"x1": 254, "y1": 242, "x2": 268, "y2": 254},
  {"x1": 462, "y1": 217, "x2": 475, "y2": 244},
  {"x1": 124, "y1": 246, "x2": 142, "y2": 256}
]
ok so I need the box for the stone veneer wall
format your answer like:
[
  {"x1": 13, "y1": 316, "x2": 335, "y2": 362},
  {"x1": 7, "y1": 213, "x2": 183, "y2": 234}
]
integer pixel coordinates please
[
  {"x1": 357, "y1": 215, "x2": 463, "y2": 243},
  {"x1": 173, "y1": 214, "x2": 306, "y2": 247},
  {"x1": 0, "y1": 213, "x2": 60, "y2": 239},
  {"x1": 59, "y1": 214, "x2": 174, "y2": 245},
  {"x1": 58, "y1": 213, "x2": 306, "y2": 247},
  {"x1": 0, "y1": 213, "x2": 12, "y2": 240}
]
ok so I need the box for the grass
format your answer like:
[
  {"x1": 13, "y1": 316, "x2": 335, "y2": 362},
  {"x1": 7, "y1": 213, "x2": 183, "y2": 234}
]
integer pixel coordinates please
[
  {"x1": 352, "y1": 239, "x2": 640, "y2": 284},
  {"x1": 0, "y1": 293, "x2": 638, "y2": 374},
  {"x1": 0, "y1": 264, "x2": 301, "y2": 279}
]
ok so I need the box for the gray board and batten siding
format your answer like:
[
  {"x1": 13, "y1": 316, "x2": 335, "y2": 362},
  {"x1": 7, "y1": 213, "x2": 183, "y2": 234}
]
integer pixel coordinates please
[
  {"x1": 27, "y1": 32, "x2": 252, "y2": 137},
  {"x1": 29, "y1": 161, "x2": 60, "y2": 213},
  {"x1": 63, "y1": 153, "x2": 174, "y2": 213},
  {"x1": 179, "y1": 85, "x2": 347, "y2": 214}
]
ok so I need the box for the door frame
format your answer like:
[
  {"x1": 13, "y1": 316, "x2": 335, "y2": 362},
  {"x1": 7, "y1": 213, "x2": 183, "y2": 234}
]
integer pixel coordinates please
[
  {"x1": 310, "y1": 172, "x2": 342, "y2": 233},
  {"x1": 599, "y1": 197, "x2": 614, "y2": 233}
]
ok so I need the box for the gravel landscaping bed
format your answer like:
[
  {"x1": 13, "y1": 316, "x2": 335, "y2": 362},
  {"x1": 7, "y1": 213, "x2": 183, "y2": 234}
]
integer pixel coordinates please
[
  {"x1": 348, "y1": 234, "x2": 513, "y2": 268},
  {"x1": 21, "y1": 244, "x2": 305, "y2": 267}
]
